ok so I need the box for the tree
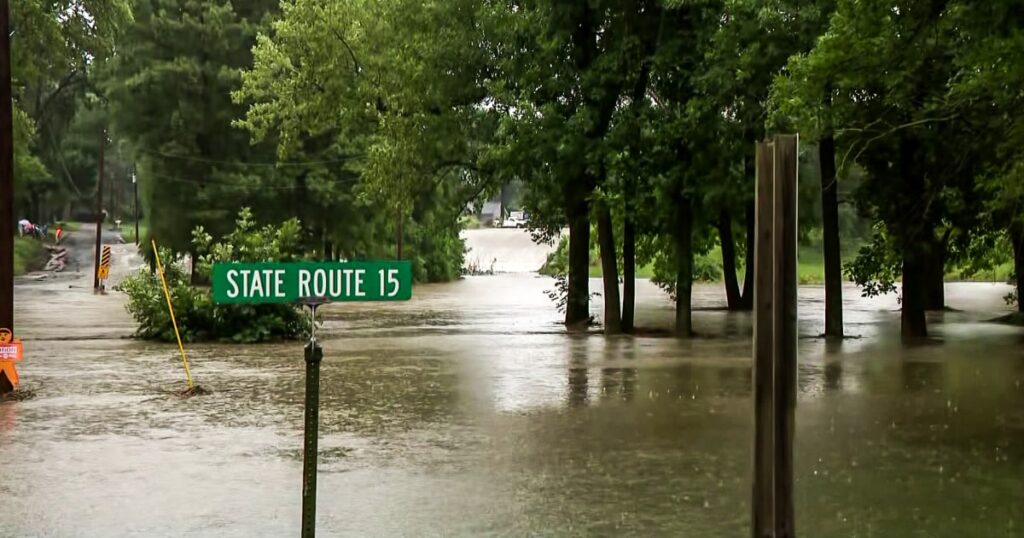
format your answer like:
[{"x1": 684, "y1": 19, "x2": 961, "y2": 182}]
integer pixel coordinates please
[
  {"x1": 235, "y1": 0, "x2": 496, "y2": 281},
  {"x1": 639, "y1": 1, "x2": 731, "y2": 336},
  {"x1": 486, "y1": 0, "x2": 659, "y2": 331},
  {"x1": 773, "y1": 0, "x2": 977, "y2": 339},
  {"x1": 103, "y1": 0, "x2": 281, "y2": 267},
  {"x1": 10, "y1": 0, "x2": 130, "y2": 220},
  {"x1": 702, "y1": 0, "x2": 836, "y2": 312},
  {"x1": 947, "y1": 1, "x2": 1024, "y2": 317}
]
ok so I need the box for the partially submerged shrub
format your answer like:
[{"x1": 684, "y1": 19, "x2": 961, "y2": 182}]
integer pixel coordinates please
[{"x1": 117, "y1": 208, "x2": 306, "y2": 343}]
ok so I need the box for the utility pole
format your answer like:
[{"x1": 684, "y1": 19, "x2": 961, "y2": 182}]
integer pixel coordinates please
[
  {"x1": 133, "y1": 169, "x2": 139, "y2": 245},
  {"x1": 93, "y1": 129, "x2": 105, "y2": 291},
  {"x1": 1, "y1": 0, "x2": 16, "y2": 347}
]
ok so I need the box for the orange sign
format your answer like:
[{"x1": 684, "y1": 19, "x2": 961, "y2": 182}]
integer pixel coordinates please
[
  {"x1": 0, "y1": 329, "x2": 21, "y2": 387},
  {"x1": 0, "y1": 341, "x2": 22, "y2": 362},
  {"x1": 0, "y1": 362, "x2": 18, "y2": 386}
]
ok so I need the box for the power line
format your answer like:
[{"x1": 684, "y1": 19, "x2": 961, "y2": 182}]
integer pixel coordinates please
[
  {"x1": 137, "y1": 148, "x2": 365, "y2": 167},
  {"x1": 143, "y1": 170, "x2": 362, "y2": 190}
]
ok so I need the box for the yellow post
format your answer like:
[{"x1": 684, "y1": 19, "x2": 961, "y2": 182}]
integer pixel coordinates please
[{"x1": 151, "y1": 239, "x2": 194, "y2": 388}]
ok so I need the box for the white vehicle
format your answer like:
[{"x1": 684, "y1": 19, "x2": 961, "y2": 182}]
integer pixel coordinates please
[{"x1": 502, "y1": 211, "x2": 528, "y2": 228}]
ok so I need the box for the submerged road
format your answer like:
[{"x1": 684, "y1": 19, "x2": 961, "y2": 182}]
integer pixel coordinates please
[{"x1": 2, "y1": 233, "x2": 1022, "y2": 537}]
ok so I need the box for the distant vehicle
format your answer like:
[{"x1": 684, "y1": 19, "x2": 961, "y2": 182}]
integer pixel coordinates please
[{"x1": 502, "y1": 211, "x2": 528, "y2": 228}]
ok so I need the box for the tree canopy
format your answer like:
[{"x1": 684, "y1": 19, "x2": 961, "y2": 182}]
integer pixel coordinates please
[{"x1": 11, "y1": 0, "x2": 1023, "y2": 334}]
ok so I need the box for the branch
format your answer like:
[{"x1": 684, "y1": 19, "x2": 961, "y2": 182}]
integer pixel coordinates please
[
  {"x1": 45, "y1": 130, "x2": 84, "y2": 197},
  {"x1": 34, "y1": 70, "x2": 83, "y2": 122},
  {"x1": 839, "y1": 114, "x2": 959, "y2": 171},
  {"x1": 331, "y1": 29, "x2": 362, "y2": 76},
  {"x1": 431, "y1": 159, "x2": 480, "y2": 178}
]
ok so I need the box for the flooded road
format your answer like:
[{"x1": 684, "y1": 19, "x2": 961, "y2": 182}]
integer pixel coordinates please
[{"x1": 2, "y1": 253, "x2": 1023, "y2": 536}]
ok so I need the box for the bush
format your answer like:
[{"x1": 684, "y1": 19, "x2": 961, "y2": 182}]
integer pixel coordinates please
[
  {"x1": 14, "y1": 237, "x2": 44, "y2": 276},
  {"x1": 117, "y1": 208, "x2": 307, "y2": 343},
  {"x1": 539, "y1": 236, "x2": 570, "y2": 276}
]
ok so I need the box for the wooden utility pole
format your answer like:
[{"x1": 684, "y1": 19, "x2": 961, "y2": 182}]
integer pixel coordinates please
[
  {"x1": 93, "y1": 130, "x2": 106, "y2": 291},
  {"x1": 133, "y1": 170, "x2": 139, "y2": 245},
  {"x1": 752, "y1": 135, "x2": 799, "y2": 538},
  {"x1": 0, "y1": 0, "x2": 15, "y2": 394}
]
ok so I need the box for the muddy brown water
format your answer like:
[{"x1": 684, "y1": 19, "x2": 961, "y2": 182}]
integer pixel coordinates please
[{"x1": 2, "y1": 266, "x2": 1023, "y2": 536}]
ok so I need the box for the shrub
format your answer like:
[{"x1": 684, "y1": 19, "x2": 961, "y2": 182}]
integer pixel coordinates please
[{"x1": 117, "y1": 208, "x2": 307, "y2": 343}]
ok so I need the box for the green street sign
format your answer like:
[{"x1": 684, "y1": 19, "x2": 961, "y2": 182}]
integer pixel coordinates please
[{"x1": 211, "y1": 261, "x2": 412, "y2": 304}]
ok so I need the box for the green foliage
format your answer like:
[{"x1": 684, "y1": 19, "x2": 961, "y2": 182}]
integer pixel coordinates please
[
  {"x1": 844, "y1": 225, "x2": 900, "y2": 298},
  {"x1": 230, "y1": 0, "x2": 488, "y2": 281},
  {"x1": 539, "y1": 237, "x2": 570, "y2": 277},
  {"x1": 11, "y1": 0, "x2": 131, "y2": 222},
  {"x1": 102, "y1": 0, "x2": 282, "y2": 255},
  {"x1": 769, "y1": 0, "x2": 1024, "y2": 332},
  {"x1": 544, "y1": 275, "x2": 601, "y2": 316},
  {"x1": 23, "y1": 0, "x2": 1021, "y2": 331},
  {"x1": 13, "y1": 237, "x2": 45, "y2": 276},
  {"x1": 117, "y1": 209, "x2": 306, "y2": 343},
  {"x1": 650, "y1": 250, "x2": 723, "y2": 302}
]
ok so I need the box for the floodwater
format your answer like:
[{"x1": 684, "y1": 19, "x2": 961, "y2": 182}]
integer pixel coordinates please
[{"x1": 2, "y1": 235, "x2": 1023, "y2": 536}]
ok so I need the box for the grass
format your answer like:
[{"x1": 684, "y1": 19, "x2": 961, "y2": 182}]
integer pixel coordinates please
[
  {"x1": 459, "y1": 214, "x2": 483, "y2": 230},
  {"x1": 582, "y1": 241, "x2": 1015, "y2": 285},
  {"x1": 584, "y1": 244, "x2": 797, "y2": 282},
  {"x1": 118, "y1": 222, "x2": 147, "y2": 245},
  {"x1": 14, "y1": 237, "x2": 45, "y2": 276},
  {"x1": 549, "y1": 233, "x2": 1015, "y2": 286},
  {"x1": 950, "y1": 260, "x2": 1014, "y2": 283}
]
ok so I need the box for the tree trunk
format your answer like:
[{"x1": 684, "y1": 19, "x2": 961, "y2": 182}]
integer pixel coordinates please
[
  {"x1": 189, "y1": 248, "x2": 200, "y2": 285},
  {"x1": 737, "y1": 149, "x2": 757, "y2": 310},
  {"x1": 323, "y1": 238, "x2": 334, "y2": 262},
  {"x1": 30, "y1": 191, "x2": 41, "y2": 224},
  {"x1": 718, "y1": 209, "x2": 742, "y2": 310},
  {"x1": 675, "y1": 197, "x2": 694, "y2": 337},
  {"x1": 622, "y1": 206, "x2": 636, "y2": 333},
  {"x1": 500, "y1": 183, "x2": 513, "y2": 217},
  {"x1": 739, "y1": 202, "x2": 755, "y2": 310},
  {"x1": 1013, "y1": 226, "x2": 1024, "y2": 314},
  {"x1": 901, "y1": 246, "x2": 928, "y2": 339},
  {"x1": 597, "y1": 201, "x2": 622, "y2": 334},
  {"x1": 819, "y1": 132, "x2": 844, "y2": 338},
  {"x1": 565, "y1": 200, "x2": 591, "y2": 327},
  {"x1": 621, "y1": 60, "x2": 649, "y2": 334},
  {"x1": 396, "y1": 208, "x2": 404, "y2": 260},
  {"x1": 924, "y1": 235, "x2": 946, "y2": 310}
]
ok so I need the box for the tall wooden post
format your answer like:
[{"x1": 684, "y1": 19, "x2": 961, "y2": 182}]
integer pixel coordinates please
[
  {"x1": 771, "y1": 134, "x2": 798, "y2": 537},
  {"x1": 0, "y1": 0, "x2": 15, "y2": 395},
  {"x1": 752, "y1": 135, "x2": 799, "y2": 538},
  {"x1": 752, "y1": 141, "x2": 775, "y2": 538}
]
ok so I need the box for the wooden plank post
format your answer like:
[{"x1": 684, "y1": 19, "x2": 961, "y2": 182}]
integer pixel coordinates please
[
  {"x1": 752, "y1": 135, "x2": 799, "y2": 538},
  {"x1": 0, "y1": 0, "x2": 15, "y2": 396},
  {"x1": 752, "y1": 140, "x2": 776, "y2": 538},
  {"x1": 772, "y1": 134, "x2": 798, "y2": 537}
]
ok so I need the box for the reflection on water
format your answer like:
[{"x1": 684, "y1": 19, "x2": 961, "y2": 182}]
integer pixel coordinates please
[{"x1": 2, "y1": 276, "x2": 1022, "y2": 537}]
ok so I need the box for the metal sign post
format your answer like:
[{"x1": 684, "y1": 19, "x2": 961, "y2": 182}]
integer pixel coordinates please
[
  {"x1": 209, "y1": 260, "x2": 412, "y2": 537},
  {"x1": 298, "y1": 297, "x2": 328, "y2": 538}
]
